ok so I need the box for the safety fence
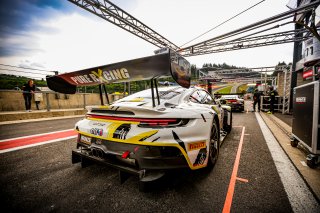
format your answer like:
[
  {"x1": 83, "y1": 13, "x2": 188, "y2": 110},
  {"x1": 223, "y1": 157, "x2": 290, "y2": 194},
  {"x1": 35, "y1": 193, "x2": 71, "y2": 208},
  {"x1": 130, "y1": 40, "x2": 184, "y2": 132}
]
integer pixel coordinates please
[{"x1": 260, "y1": 96, "x2": 284, "y2": 112}]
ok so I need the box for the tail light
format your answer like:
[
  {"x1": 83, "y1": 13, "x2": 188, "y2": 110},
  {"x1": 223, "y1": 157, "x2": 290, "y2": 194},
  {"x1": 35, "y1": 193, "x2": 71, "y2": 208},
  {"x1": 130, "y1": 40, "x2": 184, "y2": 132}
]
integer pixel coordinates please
[
  {"x1": 139, "y1": 118, "x2": 189, "y2": 128},
  {"x1": 86, "y1": 114, "x2": 188, "y2": 128}
]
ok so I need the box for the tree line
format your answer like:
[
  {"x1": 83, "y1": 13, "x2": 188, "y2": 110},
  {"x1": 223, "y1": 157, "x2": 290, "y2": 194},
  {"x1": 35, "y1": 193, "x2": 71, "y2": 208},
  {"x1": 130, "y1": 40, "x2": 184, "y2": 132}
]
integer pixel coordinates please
[{"x1": 0, "y1": 61, "x2": 289, "y2": 92}]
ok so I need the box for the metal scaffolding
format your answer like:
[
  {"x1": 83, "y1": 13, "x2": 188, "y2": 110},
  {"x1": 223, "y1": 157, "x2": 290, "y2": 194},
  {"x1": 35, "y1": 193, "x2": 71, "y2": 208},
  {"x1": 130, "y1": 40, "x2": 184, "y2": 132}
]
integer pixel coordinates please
[
  {"x1": 180, "y1": 28, "x2": 317, "y2": 56},
  {"x1": 68, "y1": 0, "x2": 179, "y2": 51},
  {"x1": 179, "y1": 1, "x2": 320, "y2": 56},
  {"x1": 69, "y1": 0, "x2": 320, "y2": 56}
]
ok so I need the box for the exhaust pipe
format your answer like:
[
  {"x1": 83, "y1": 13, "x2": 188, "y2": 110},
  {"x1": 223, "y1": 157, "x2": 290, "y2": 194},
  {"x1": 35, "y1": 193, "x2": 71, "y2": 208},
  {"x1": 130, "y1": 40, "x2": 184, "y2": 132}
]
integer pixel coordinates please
[{"x1": 91, "y1": 148, "x2": 104, "y2": 159}]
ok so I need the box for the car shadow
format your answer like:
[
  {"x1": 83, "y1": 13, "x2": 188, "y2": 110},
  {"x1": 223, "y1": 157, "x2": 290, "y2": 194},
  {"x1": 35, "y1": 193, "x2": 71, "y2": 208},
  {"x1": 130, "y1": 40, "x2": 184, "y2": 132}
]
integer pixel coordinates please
[{"x1": 137, "y1": 167, "x2": 214, "y2": 192}]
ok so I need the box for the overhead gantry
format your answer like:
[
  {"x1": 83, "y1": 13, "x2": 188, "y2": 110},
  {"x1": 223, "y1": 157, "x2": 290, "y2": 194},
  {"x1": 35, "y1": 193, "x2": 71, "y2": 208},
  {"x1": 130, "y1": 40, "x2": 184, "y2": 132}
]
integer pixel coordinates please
[{"x1": 69, "y1": 0, "x2": 320, "y2": 56}]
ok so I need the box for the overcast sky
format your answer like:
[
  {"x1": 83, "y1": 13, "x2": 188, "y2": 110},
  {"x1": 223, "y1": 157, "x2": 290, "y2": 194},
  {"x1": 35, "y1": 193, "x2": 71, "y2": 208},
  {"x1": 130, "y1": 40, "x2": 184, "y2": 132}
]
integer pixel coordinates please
[{"x1": 0, "y1": 0, "x2": 294, "y2": 79}]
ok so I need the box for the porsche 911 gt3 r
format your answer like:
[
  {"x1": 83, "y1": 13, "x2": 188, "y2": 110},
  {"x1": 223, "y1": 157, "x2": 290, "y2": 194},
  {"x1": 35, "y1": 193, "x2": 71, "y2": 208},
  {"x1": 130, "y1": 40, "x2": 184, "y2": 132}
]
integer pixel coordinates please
[
  {"x1": 46, "y1": 49, "x2": 232, "y2": 187},
  {"x1": 218, "y1": 95, "x2": 244, "y2": 112},
  {"x1": 73, "y1": 86, "x2": 232, "y2": 178}
]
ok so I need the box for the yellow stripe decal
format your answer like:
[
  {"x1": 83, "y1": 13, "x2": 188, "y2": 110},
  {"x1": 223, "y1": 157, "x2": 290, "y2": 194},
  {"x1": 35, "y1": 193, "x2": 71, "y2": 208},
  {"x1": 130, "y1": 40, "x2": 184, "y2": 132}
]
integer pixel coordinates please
[
  {"x1": 212, "y1": 106, "x2": 220, "y2": 115},
  {"x1": 76, "y1": 129, "x2": 206, "y2": 170},
  {"x1": 97, "y1": 105, "x2": 111, "y2": 109},
  {"x1": 128, "y1": 130, "x2": 159, "y2": 141},
  {"x1": 106, "y1": 123, "x2": 122, "y2": 139},
  {"x1": 128, "y1": 97, "x2": 144, "y2": 102}
]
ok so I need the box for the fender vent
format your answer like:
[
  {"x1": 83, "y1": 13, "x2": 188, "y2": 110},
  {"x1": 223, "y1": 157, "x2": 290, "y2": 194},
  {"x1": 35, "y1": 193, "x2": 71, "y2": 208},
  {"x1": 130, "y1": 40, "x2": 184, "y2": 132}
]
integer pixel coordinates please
[{"x1": 113, "y1": 124, "x2": 131, "y2": 140}]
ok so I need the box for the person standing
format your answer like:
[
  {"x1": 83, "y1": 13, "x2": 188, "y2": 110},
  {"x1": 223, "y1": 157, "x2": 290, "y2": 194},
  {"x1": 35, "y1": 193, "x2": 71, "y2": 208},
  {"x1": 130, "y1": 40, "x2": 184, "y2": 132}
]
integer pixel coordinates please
[
  {"x1": 267, "y1": 86, "x2": 278, "y2": 114},
  {"x1": 252, "y1": 89, "x2": 261, "y2": 112},
  {"x1": 22, "y1": 79, "x2": 35, "y2": 112}
]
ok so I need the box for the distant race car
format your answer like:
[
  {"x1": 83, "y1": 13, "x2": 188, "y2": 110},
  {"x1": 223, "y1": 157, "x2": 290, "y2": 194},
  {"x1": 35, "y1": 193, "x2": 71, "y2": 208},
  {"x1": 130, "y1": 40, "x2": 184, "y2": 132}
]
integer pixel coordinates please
[
  {"x1": 46, "y1": 49, "x2": 232, "y2": 189},
  {"x1": 218, "y1": 95, "x2": 244, "y2": 112}
]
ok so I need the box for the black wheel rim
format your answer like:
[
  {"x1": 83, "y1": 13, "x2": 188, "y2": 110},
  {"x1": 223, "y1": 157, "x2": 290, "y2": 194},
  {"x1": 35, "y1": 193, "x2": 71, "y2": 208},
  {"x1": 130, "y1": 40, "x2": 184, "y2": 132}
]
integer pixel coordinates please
[{"x1": 209, "y1": 123, "x2": 219, "y2": 164}]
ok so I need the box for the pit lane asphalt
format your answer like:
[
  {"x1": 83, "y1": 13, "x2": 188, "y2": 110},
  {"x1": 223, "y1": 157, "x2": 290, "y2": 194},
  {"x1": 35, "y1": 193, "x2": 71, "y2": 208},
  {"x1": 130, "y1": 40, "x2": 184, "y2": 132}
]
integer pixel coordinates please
[
  {"x1": 0, "y1": 113, "x2": 293, "y2": 212},
  {"x1": 0, "y1": 117, "x2": 83, "y2": 140}
]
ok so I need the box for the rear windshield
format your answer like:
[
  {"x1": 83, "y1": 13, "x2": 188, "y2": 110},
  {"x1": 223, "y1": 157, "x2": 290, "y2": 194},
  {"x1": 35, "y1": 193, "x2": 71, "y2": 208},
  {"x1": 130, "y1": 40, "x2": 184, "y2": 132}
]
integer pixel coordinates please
[{"x1": 120, "y1": 87, "x2": 186, "y2": 101}]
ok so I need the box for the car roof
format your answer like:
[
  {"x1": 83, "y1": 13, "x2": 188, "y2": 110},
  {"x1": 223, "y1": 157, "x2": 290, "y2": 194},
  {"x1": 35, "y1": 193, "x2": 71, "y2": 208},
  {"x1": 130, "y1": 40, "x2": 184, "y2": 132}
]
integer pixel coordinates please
[{"x1": 114, "y1": 86, "x2": 206, "y2": 106}]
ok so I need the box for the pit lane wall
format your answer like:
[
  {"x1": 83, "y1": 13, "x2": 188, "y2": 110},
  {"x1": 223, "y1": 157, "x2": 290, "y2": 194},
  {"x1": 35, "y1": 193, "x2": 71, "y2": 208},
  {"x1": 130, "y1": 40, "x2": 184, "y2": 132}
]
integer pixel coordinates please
[{"x1": 0, "y1": 90, "x2": 124, "y2": 111}]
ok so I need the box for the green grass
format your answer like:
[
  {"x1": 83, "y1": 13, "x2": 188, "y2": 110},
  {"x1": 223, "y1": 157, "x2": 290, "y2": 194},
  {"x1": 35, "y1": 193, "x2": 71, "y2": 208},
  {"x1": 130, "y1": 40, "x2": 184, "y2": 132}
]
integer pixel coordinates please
[
  {"x1": 215, "y1": 85, "x2": 233, "y2": 94},
  {"x1": 237, "y1": 84, "x2": 248, "y2": 93}
]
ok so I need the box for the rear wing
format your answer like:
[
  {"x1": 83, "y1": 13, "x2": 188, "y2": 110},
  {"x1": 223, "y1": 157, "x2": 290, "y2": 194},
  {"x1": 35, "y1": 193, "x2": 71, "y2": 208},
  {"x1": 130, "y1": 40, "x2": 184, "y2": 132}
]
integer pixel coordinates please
[{"x1": 46, "y1": 50, "x2": 191, "y2": 94}]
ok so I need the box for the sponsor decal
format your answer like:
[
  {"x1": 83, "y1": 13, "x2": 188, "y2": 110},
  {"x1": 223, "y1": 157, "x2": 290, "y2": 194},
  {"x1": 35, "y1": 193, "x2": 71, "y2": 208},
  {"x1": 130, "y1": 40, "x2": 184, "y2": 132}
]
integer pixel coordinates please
[
  {"x1": 92, "y1": 122, "x2": 106, "y2": 126},
  {"x1": 193, "y1": 148, "x2": 207, "y2": 166},
  {"x1": 70, "y1": 68, "x2": 130, "y2": 84},
  {"x1": 90, "y1": 128, "x2": 103, "y2": 136},
  {"x1": 170, "y1": 51, "x2": 191, "y2": 88},
  {"x1": 95, "y1": 138, "x2": 102, "y2": 145},
  {"x1": 80, "y1": 135, "x2": 91, "y2": 145},
  {"x1": 188, "y1": 141, "x2": 206, "y2": 151},
  {"x1": 296, "y1": 97, "x2": 306, "y2": 103}
]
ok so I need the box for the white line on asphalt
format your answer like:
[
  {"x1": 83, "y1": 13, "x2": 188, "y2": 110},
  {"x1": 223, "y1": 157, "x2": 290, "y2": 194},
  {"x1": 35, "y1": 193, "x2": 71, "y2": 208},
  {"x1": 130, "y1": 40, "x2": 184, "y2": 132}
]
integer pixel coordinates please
[
  {"x1": 0, "y1": 129, "x2": 74, "y2": 143},
  {"x1": 0, "y1": 135, "x2": 77, "y2": 154},
  {"x1": 300, "y1": 161, "x2": 307, "y2": 167},
  {"x1": 255, "y1": 112, "x2": 320, "y2": 213},
  {"x1": 0, "y1": 115, "x2": 84, "y2": 125}
]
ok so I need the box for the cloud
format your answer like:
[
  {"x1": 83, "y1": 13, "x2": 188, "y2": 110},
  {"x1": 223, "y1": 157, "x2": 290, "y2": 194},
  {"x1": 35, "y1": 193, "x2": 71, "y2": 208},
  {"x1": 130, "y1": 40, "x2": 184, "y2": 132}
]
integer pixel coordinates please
[
  {"x1": 0, "y1": 0, "x2": 72, "y2": 57},
  {"x1": 0, "y1": 0, "x2": 295, "y2": 77},
  {"x1": 18, "y1": 59, "x2": 46, "y2": 69}
]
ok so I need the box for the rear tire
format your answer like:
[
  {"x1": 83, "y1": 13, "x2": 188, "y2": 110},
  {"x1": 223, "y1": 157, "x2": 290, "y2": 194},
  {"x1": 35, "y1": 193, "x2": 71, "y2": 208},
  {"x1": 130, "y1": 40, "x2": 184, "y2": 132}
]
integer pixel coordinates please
[
  {"x1": 207, "y1": 121, "x2": 220, "y2": 169},
  {"x1": 306, "y1": 157, "x2": 317, "y2": 169},
  {"x1": 306, "y1": 155, "x2": 318, "y2": 169},
  {"x1": 290, "y1": 139, "x2": 298, "y2": 147}
]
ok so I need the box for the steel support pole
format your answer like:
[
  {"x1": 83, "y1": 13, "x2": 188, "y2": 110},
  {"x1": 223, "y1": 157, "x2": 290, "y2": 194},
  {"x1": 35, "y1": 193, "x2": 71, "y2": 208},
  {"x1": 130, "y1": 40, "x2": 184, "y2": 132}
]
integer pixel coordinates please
[
  {"x1": 45, "y1": 92, "x2": 51, "y2": 112},
  {"x1": 290, "y1": 23, "x2": 301, "y2": 111}
]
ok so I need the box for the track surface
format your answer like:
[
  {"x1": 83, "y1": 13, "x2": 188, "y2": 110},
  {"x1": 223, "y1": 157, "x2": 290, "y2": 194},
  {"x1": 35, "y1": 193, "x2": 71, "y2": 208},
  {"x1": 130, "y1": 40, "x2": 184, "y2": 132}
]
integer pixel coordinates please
[{"x1": 0, "y1": 111, "x2": 299, "y2": 213}]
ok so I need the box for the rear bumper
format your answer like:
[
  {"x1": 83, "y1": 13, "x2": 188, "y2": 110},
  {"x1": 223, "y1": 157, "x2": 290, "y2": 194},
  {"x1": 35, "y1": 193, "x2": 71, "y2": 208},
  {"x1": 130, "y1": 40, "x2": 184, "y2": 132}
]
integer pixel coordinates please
[
  {"x1": 73, "y1": 139, "x2": 189, "y2": 173},
  {"x1": 229, "y1": 104, "x2": 244, "y2": 111},
  {"x1": 72, "y1": 149, "x2": 144, "y2": 176},
  {"x1": 72, "y1": 150, "x2": 170, "y2": 183}
]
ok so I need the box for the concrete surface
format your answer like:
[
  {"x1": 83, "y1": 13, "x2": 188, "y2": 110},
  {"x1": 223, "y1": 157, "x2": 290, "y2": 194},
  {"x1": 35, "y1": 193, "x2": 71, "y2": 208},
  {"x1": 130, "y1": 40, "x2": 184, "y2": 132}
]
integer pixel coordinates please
[
  {"x1": 0, "y1": 112, "x2": 295, "y2": 212},
  {"x1": 260, "y1": 112, "x2": 320, "y2": 202},
  {"x1": 0, "y1": 105, "x2": 319, "y2": 203},
  {"x1": 273, "y1": 112, "x2": 293, "y2": 127}
]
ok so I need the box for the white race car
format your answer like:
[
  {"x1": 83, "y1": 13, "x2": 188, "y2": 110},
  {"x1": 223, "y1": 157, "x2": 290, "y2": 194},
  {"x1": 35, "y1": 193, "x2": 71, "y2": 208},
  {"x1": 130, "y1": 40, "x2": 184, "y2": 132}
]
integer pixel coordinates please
[
  {"x1": 218, "y1": 94, "x2": 244, "y2": 112},
  {"x1": 46, "y1": 49, "x2": 232, "y2": 188}
]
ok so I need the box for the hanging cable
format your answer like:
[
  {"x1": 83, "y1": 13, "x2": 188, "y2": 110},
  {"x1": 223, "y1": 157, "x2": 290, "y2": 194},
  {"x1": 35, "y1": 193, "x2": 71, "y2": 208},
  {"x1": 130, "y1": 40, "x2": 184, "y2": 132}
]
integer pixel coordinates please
[
  {"x1": 179, "y1": 0, "x2": 266, "y2": 48},
  {"x1": 0, "y1": 63, "x2": 54, "y2": 73},
  {"x1": 0, "y1": 68, "x2": 48, "y2": 76}
]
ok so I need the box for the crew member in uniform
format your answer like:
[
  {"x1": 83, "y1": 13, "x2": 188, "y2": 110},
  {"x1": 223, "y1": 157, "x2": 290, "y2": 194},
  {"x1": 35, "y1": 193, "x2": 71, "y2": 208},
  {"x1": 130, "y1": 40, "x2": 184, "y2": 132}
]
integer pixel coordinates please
[
  {"x1": 267, "y1": 86, "x2": 278, "y2": 114},
  {"x1": 253, "y1": 89, "x2": 261, "y2": 112}
]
